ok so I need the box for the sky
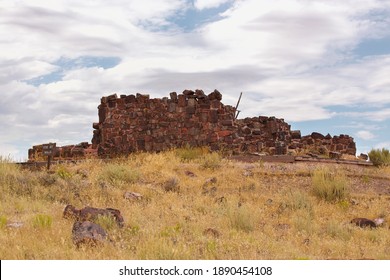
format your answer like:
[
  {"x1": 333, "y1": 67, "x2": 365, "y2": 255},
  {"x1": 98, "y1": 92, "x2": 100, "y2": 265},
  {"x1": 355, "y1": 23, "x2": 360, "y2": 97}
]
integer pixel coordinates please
[{"x1": 1, "y1": 0, "x2": 390, "y2": 161}]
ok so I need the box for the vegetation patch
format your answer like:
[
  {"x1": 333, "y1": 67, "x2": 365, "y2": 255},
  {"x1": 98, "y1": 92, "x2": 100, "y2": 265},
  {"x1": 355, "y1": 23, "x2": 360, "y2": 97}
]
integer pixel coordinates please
[
  {"x1": 312, "y1": 168, "x2": 349, "y2": 202},
  {"x1": 368, "y1": 148, "x2": 390, "y2": 167},
  {"x1": 32, "y1": 214, "x2": 53, "y2": 229},
  {"x1": 98, "y1": 163, "x2": 140, "y2": 185},
  {"x1": 0, "y1": 216, "x2": 7, "y2": 229}
]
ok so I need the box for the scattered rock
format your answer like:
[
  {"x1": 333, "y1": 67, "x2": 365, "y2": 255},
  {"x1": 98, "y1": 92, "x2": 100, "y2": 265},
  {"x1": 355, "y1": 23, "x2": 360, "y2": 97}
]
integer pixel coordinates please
[
  {"x1": 72, "y1": 221, "x2": 108, "y2": 248},
  {"x1": 123, "y1": 191, "x2": 142, "y2": 200},
  {"x1": 266, "y1": 199, "x2": 273, "y2": 205},
  {"x1": 350, "y1": 199, "x2": 359, "y2": 205},
  {"x1": 184, "y1": 170, "x2": 197, "y2": 177},
  {"x1": 215, "y1": 196, "x2": 227, "y2": 204},
  {"x1": 203, "y1": 228, "x2": 221, "y2": 238},
  {"x1": 243, "y1": 170, "x2": 253, "y2": 177},
  {"x1": 275, "y1": 223, "x2": 290, "y2": 231},
  {"x1": 6, "y1": 221, "x2": 24, "y2": 228},
  {"x1": 202, "y1": 186, "x2": 217, "y2": 196},
  {"x1": 204, "y1": 177, "x2": 217, "y2": 185},
  {"x1": 358, "y1": 153, "x2": 369, "y2": 161},
  {"x1": 350, "y1": 217, "x2": 384, "y2": 228},
  {"x1": 63, "y1": 204, "x2": 124, "y2": 227}
]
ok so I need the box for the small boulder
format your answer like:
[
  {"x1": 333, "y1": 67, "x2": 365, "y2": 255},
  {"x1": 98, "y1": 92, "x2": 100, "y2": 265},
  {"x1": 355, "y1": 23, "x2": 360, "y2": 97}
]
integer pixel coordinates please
[
  {"x1": 185, "y1": 170, "x2": 197, "y2": 177},
  {"x1": 203, "y1": 228, "x2": 221, "y2": 238},
  {"x1": 350, "y1": 217, "x2": 384, "y2": 228},
  {"x1": 123, "y1": 191, "x2": 142, "y2": 200},
  {"x1": 63, "y1": 205, "x2": 124, "y2": 228},
  {"x1": 72, "y1": 221, "x2": 108, "y2": 247}
]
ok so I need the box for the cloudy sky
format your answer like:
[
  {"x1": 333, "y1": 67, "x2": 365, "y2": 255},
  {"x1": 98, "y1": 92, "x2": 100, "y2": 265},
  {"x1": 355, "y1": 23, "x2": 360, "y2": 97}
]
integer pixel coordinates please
[{"x1": 1, "y1": 0, "x2": 390, "y2": 161}]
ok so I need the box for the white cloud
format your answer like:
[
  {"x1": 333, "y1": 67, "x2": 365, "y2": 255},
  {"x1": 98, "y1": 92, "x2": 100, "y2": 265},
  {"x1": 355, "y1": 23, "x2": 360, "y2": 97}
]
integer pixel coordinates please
[
  {"x1": 194, "y1": 0, "x2": 230, "y2": 10},
  {"x1": 356, "y1": 130, "x2": 375, "y2": 140}
]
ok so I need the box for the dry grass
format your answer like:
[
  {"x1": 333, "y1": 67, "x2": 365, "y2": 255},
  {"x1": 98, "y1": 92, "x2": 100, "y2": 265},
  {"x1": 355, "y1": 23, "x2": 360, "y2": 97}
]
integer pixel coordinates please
[{"x1": 1, "y1": 150, "x2": 390, "y2": 260}]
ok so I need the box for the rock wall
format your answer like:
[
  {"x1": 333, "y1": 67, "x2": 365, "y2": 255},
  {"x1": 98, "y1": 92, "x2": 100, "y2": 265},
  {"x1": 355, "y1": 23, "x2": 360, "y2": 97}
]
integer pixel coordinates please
[
  {"x1": 91, "y1": 89, "x2": 356, "y2": 158},
  {"x1": 28, "y1": 142, "x2": 97, "y2": 162},
  {"x1": 27, "y1": 89, "x2": 357, "y2": 161}
]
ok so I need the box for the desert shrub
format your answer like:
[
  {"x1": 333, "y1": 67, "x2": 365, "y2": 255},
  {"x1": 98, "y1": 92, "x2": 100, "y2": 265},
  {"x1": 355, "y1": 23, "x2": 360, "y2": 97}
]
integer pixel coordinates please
[
  {"x1": 199, "y1": 152, "x2": 222, "y2": 170},
  {"x1": 175, "y1": 146, "x2": 209, "y2": 162},
  {"x1": 368, "y1": 148, "x2": 390, "y2": 167},
  {"x1": 32, "y1": 214, "x2": 53, "y2": 228},
  {"x1": 162, "y1": 177, "x2": 180, "y2": 192},
  {"x1": 227, "y1": 206, "x2": 254, "y2": 232},
  {"x1": 325, "y1": 220, "x2": 351, "y2": 240},
  {"x1": 56, "y1": 165, "x2": 73, "y2": 180},
  {"x1": 99, "y1": 163, "x2": 140, "y2": 184},
  {"x1": 293, "y1": 210, "x2": 314, "y2": 233},
  {"x1": 312, "y1": 168, "x2": 349, "y2": 202},
  {"x1": 0, "y1": 156, "x2": 20, "y2": 187},
  {"x1": 284, "y1": 190, "x2": 313, "y2": 211}
]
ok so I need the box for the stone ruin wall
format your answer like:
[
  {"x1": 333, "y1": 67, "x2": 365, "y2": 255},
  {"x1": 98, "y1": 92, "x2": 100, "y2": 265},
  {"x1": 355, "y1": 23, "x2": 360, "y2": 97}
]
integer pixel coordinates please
[
  {"x1": 28, "y1": 89, "x2": 356, "y2": 161},
  {"x1": 28, "y1": 142, "x2": 97, "y2": 162}
]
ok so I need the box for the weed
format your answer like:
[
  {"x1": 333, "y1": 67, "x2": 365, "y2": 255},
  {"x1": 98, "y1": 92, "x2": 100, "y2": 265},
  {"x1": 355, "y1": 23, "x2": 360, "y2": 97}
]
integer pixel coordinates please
[
  {"x1": 98, "y1": 163, "x2": 140, "y2": 185},
  {"x1": 227, "y1": 206, "x2": 254, "y2": 232},
  {"x1": 312, "y1": 168, "x2": 349, "y2": 202},
  {"x1": 160, "y1": 223, "x2": 182, "y2": 237},
  {"x1": 338, "y1": 200, "x2": 350, "y2": 210},
  {"x1": 175, "y1": 146, "x2": 209, "y2": 162},
  {"x1": 284, "y1": 190, "x2": 313, "y2": 211},
  {"x1": 95, "y1": 214, "x2": 117, "y2": 231},
  {"x1": 126, "y1": 225, "x2": 140, "y2": 236},
  {"x1": 293, "y1": 210, "x2": 314, "y2": 234},
  {"x1": 0, "y1": 215, "x2": 7, "y2": 229},
  {"x1": 56, "y1": 166, "x2": 73, "y2": 180},
  {"x1": 162, "y1": 177, "x2": 180, "y2": 192},
  {"x1": 324, "y1": 221, "x2": 351, "y2": 240},
  {"x1": 199, "y1": 152, "x2": 222, "y2": 170},
  {"x1": 32, "y1": 214, "x2": 53, "y2": 229}
]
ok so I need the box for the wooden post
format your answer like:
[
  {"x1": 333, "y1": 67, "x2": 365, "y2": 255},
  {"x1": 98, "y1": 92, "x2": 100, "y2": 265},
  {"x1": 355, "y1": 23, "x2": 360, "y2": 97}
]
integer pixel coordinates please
[
  {"x1": 47, "y1": 154, "x2": 52, "y2": 170},
  {"x1": 234, "y1": 92, "x2": 243, "y2": 120},
  {"x1": 42, "y1": 143, "x2": 56, "y2": 170}
]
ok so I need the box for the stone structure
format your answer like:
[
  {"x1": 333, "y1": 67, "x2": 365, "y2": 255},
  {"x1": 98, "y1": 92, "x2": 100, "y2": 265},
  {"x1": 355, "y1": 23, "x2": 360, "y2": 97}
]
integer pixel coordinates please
[
  {"x1": 28, "y1": 89, "x2": 356, "y2": 161},
  {"x1": 91, "y1": 89, "x2": 356, "y2": 158},
  {"x1": 28, "y1": 142, "x2": 97, "y2": 162}
]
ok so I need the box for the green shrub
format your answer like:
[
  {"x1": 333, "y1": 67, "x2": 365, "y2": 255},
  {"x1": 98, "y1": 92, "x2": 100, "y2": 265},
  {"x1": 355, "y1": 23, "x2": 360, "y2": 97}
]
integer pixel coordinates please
[
  {"x1": 368, "y1": 148, "x2": 390, "y2": 167},
  {"x1": 312, "y1": 168, "x2": 349, "y2": 202},
  {"x1": 56, "y1": 166, "x2": 73, "y2": 180},
  {"x1": 32, "y1": 214, "x2": 53, "y2": 228},
  {"x1": 95, "y1": 214, "x2": 117, "y2": 231},
  {"x1": 99, "y1": 163, "x2": 140, "y2": 184},
  {"x1": 0, "y1": 216, "x2": 7, "y2": 229}
]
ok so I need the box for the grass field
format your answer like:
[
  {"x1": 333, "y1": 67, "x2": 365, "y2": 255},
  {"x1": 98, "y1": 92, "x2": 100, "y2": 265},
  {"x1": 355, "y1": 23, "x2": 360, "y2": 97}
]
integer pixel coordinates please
[{"x1": 1, "y1": 149, "x2": 390, "y2": 260}]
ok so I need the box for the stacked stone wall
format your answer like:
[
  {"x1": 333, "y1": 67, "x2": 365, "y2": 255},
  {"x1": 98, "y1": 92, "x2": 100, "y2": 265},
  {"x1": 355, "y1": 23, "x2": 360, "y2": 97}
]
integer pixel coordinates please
[
  {"x1": 27, "y1": 89, "x2": 357, "y2": 161},
  {"x1": 28, "y1": 142, "x2": 97, "y2": 162},
  {"x1": 91, "y1": 89, "x2": 356, "y2": 158}
]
